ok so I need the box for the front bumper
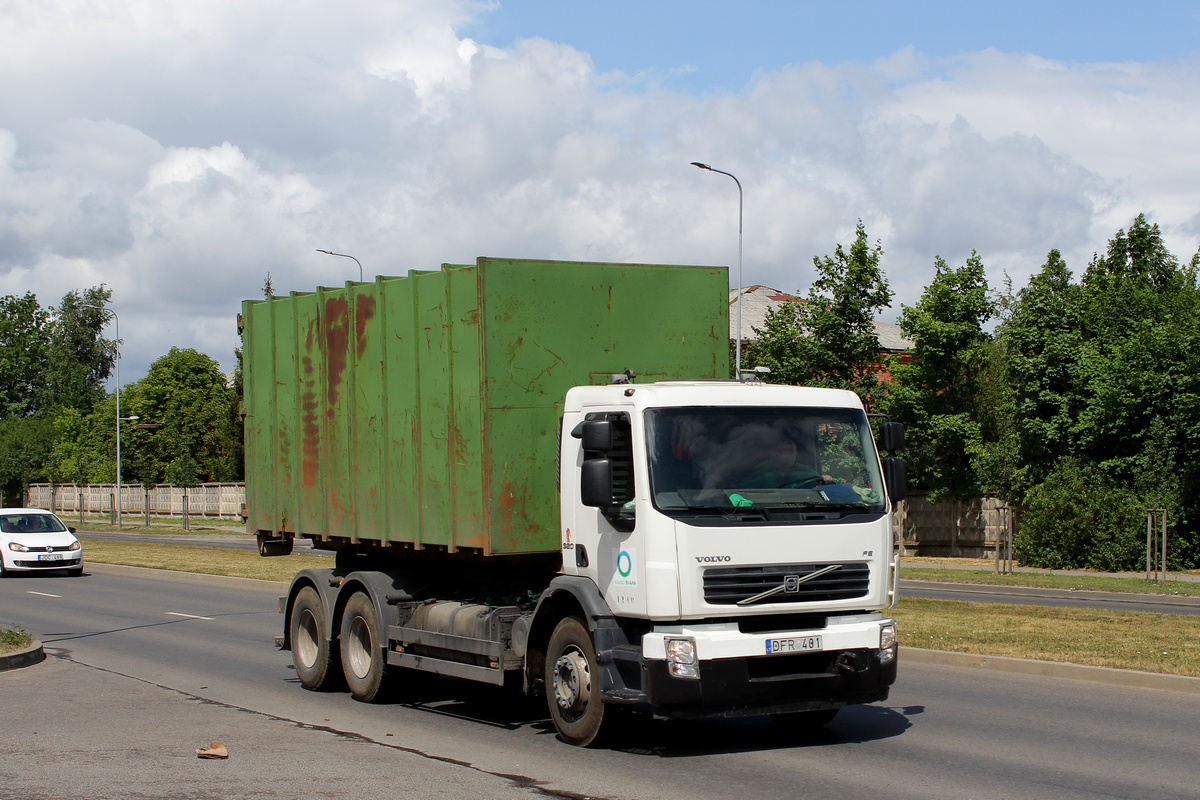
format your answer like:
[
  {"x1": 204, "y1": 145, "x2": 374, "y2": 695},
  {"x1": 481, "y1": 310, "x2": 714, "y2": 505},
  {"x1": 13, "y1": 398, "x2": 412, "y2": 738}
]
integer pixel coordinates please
[
  {"x1": 640, "y1": 647, "x2": 896, "y2": 718},
  {"x1": 601, "y1": 615, "x2": 897, "y2": 719},
  {"x1": 8, "y1": 557, "x2": 82, "y2": 571}
]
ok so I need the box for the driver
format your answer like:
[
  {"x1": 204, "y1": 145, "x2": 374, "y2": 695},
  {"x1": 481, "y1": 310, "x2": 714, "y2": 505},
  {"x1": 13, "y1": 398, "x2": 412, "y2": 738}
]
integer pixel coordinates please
[{"x1": 743, "y1": 433, "x2": 828, "y2": 488}]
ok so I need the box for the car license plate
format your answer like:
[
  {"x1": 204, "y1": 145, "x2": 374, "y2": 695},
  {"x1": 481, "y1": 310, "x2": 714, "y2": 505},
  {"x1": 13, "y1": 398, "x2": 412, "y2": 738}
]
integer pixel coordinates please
[
  {"x1": 766, "y1": 636, "x2": 822, "y2": 655},
  {"x1": 38, "y1": 553, "x2": 64, "y2": 562}
]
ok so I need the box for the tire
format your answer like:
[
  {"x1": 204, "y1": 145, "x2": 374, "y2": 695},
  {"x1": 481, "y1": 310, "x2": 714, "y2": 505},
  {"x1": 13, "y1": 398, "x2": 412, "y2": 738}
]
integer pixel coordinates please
[
  {"x1": 290, "y1": 586, "x2": 340, "y2": 690},
  {"x1": 772, "y1": 708, "x2": 839, "y2": 731},
  {"x1": 67, "y1": 566, "x2": 83, "y2": 577},
  {"x1": 339, "y1": 591, "x2": 390, "y2": 703},
  {"x1": 544, "y1": 617, "x2": 608, "y2": 747}
]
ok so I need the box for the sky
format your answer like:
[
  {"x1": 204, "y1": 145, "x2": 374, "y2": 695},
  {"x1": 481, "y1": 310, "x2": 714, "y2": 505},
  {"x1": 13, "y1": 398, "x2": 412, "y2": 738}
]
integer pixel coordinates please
[{"x1": 2, "y1": 0, "x2": 1199, "y2": 384}]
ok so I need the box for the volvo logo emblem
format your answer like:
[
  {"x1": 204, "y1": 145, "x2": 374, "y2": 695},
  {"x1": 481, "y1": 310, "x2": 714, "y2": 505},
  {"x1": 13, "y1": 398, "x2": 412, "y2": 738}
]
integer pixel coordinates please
[{"x1": 784, "y1": 575, "x2": 801, "y2": 593}]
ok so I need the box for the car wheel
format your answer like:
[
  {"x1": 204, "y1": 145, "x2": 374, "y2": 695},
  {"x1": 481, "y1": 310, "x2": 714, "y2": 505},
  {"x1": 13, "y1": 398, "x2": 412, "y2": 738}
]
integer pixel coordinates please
[{"x1": 67, "y1": 566, "x2": 83, "y2": 577}]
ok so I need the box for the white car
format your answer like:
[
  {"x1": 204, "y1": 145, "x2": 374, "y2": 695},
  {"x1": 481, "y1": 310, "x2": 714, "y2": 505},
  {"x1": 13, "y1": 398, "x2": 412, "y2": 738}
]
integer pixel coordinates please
[{"x1": 0, "y1": 508, "x2": 83, "y2": 577}]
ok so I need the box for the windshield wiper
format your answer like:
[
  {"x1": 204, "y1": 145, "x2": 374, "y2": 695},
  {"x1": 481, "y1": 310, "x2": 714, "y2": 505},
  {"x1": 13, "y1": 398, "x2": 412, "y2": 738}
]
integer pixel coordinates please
[
  {"x1": 759, "y1": 501, "x2": 870, "y2": 511},
  {"x1": 672, "y1": 505, "x2": 769, "y2": 519}
]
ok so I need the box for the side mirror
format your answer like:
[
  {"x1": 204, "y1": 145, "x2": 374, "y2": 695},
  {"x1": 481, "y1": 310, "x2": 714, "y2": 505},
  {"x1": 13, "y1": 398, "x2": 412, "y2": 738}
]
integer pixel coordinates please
[
  {"x1": 581, "y1": 459, "x2": 614, "y2": 507},
  {"x1": 883, "y1": 457, "x2": 906, "y2": 504},
  {"x1": 879, "y1": 421, "x2": 905, "y2": 453},
  {"x1": 579, "y1": 420, "x2": 613, "y2": 452}
]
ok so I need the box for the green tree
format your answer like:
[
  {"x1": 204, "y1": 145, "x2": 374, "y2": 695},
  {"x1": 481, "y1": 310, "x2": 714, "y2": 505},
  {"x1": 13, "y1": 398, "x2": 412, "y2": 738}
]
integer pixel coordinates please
[
  {"x1": 997, "y1": 215, "x2": 1200, "y2": 568},
  {"x1": 0, "y1": 416, "x2": 58, "y2": 505},
  {"x1": 747, "y1": 221, "x2": 893, "y2": 407},
  {"x1": 990, "y1": 250, "x2": 1085, "y2": 499},
  {"x1": 125, "y1": 348, "x2": 242, "y2": 483},
  {"x1": 885, "y1": 252, "x2": 996, "y2": 500},
  {"x1": 0, "y1": 292, "x2": 50, "y2": 419},
  {"x1": 43, "y1": 286, "x2": 117, "y2": 415}
]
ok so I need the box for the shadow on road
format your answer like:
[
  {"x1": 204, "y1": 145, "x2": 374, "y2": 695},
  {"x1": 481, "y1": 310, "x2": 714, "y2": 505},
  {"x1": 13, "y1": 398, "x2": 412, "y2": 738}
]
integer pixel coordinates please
[{"x1": 287, "y1": 665, "x2": 920, "y2": 754}]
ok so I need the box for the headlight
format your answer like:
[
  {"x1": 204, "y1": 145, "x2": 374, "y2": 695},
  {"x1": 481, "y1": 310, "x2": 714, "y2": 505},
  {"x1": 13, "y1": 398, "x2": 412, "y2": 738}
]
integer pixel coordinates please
[
  {"x1": 68, "y1": 541, "x2": 81, "y2": 551},
  {"x1": 666, "y1": 637, "x2": 699, "y2": 679},
  {"x1": 879, "y1": 622, "x2": 897, "y2": 664},
  {"x1": 8, "y1": 542, "x2": 29, "y2": 552}
]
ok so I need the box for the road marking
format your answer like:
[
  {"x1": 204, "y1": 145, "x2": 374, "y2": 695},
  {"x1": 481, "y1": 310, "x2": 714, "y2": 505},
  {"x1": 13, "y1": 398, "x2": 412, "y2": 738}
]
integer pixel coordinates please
[
  {"x1": 27, "y1": 591, "x2": 62, "y2": 598},
  {"x1": 166, "y1": 612, "x2": 214, "y2": 621}
]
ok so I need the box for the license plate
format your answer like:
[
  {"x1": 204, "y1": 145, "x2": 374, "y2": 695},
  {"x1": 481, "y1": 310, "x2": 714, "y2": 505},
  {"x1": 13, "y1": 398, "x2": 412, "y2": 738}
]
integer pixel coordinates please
[
  {"x1": 38, "y1": 553, "x2": 64, "y2": 562},
  {"x1": 766, "y1": 636, "x2": 822, "y2": 655}
]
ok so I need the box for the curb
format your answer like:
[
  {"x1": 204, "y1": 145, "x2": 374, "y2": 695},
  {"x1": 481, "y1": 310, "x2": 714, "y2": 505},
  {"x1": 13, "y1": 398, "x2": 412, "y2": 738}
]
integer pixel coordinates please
[
  {"x1": 0, "y1": 640, "x2": 46, "y2": 672},
  {"x1": 904, "y1": 647, "x2": 1200, "y2": 695}
]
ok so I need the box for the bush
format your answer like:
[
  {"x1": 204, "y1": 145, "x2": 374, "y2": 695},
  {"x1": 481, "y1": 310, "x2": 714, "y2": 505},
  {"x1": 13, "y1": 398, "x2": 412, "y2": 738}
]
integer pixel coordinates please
[{"x1": 1015, "y1": 460, "x2": 1146, "y2": 572}]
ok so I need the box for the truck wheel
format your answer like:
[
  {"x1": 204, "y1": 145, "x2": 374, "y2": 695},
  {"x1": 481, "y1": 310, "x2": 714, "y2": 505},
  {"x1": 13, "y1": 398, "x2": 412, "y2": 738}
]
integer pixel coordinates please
[
  {"x1": 340, "y1": 591, "x2": 390, "y2": 703},
  {"x1": 291, "y1": 586, "x2": 339, "y2": 690},
  {"x1": 545, "y1": 617, "x2": 607, "y2": 747}
]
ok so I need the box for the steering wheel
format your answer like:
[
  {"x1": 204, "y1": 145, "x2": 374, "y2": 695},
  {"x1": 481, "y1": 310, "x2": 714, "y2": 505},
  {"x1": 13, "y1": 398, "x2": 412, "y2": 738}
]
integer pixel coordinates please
[{"x1": 780, "y1": 477, "x2": 822, "y2": 489}]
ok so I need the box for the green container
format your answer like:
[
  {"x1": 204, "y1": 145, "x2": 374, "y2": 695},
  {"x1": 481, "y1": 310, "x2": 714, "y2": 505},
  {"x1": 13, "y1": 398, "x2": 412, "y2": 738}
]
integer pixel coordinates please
[{"x1": 242, "y1": 257, "x2": 729, "y2": 556}]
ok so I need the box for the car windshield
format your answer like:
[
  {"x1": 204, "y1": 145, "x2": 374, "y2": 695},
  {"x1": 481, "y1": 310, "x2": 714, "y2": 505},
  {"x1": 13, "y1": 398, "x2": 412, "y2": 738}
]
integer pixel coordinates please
[
  {"x1": 0, "y1": 513, "x2": 68, "y2": 534},
  {"x1": 645, "y1": 406, "x2": 886, "y2": 519}
]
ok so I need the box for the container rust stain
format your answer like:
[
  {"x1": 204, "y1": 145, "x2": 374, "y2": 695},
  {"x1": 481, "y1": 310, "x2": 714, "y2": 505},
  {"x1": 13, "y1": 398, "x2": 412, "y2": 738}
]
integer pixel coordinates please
[
  {"x1": 355, "y1": 295, "x2": 376, "y2": 359},
  {"x1": 324, "y1": 297, "x2": 349, "y2": 415},
  {"x1": 301, "y1": 318, "x2": 320, "y2": 488}
]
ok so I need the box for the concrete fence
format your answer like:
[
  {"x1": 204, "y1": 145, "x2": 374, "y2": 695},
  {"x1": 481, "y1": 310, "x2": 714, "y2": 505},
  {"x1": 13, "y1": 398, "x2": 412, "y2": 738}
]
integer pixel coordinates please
[
  {"x1": 895, "y1": 492, "x2": 1020, "y2": 558},
  {"x1": 24, "y1": 483, "x2": 246, "y2": 520}
]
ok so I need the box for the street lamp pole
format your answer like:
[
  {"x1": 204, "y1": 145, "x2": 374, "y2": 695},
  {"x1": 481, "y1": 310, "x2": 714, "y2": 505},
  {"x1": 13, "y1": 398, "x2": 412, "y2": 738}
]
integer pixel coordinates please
[
  {"x1": 691, "y1": 162, "x2": 744, "y2": 380},
  {"x1": 316, "y1": 249, "x2": 363, "y2": 282},
  {"x1": 81, "y1": 305, "x2": 126, "y2": 528}
]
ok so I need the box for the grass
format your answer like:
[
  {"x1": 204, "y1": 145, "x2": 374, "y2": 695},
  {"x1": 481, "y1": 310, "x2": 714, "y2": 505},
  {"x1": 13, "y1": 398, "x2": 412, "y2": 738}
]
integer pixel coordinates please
[
  {"x1": 893, "y1": 596, "x2": 1200, "y2": 677},
  {"x1": 902, "y1": 565, "x2": 1200, "y2": 597},
  {"x1": 79, "y1": 537, "x2": 333, "y2": 582},
  {"x1": 68, "y1": 516, "x2": 247, "y2": 534},
  {"x1": 1, "y1": 623, "x2": 34, "y2": 655},
  {"x1": 70, "y1": 538, "x2": 1200, "y2": 677}
]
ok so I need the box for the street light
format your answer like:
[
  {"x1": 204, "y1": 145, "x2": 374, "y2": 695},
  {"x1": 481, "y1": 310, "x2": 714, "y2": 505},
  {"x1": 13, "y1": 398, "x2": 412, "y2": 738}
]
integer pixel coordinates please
[
  {"x1": 691, "y1": 162, "x2": 745, "y2": 381},
  {"x1": 80, "y1": 305, "x2": 128, "y2": 529},
  {"x1": 316, "y1": 249, "x2": 363, "y2": 282}
]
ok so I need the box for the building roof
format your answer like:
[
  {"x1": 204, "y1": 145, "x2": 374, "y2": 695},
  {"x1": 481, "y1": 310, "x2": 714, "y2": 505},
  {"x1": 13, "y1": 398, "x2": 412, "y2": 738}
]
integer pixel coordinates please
[{"x1": 728, "y1": 286, "x2": 913, "y2": 352}]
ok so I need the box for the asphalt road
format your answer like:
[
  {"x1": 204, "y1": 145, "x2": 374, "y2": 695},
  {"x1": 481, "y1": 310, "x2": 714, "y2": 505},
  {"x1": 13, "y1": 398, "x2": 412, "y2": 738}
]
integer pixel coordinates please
[{"x1": 3, "y1": 564, "x2": 1200, "y2": 800}]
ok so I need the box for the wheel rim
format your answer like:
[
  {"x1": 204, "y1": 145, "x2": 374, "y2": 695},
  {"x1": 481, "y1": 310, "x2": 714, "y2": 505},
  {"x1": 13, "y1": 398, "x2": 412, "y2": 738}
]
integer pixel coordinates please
[
  {"x1": 347, "y1": 615, "x2": 373, "y2": 680},
  {"x1": 296, "y1": 608, "x2": 320, "y2": 669},
  {"x1": 553, "y1": 646, "x2": 591, "y2": 714}
]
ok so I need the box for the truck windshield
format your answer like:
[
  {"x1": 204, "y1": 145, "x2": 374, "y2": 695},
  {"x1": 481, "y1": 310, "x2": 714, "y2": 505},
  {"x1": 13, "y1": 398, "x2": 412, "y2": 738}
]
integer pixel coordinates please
[{"x1": 645, "y1": 406, "x2": 887, "y2": 520}]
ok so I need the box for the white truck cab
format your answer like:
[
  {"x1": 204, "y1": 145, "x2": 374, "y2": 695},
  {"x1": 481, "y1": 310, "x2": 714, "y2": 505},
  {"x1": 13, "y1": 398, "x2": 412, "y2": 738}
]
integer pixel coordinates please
[{"x1": 555, "y1": 380, "x2": 901, "y2": 728}]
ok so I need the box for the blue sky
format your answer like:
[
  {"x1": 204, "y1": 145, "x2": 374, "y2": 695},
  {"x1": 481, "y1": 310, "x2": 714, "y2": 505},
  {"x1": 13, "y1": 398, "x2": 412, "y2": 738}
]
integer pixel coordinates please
[
  {"x1": 466, "y1": 1, "x2": 1200, "y2": 92},
  {"x1": 2, "y1": 0, "x2": 1199, "y2": 381}
]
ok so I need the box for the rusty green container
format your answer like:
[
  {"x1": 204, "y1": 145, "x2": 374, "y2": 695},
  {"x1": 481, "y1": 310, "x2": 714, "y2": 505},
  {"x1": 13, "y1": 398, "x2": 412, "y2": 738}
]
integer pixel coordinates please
[{"x1": 241, "y1": 257, "x2": 729, "y2": 556}]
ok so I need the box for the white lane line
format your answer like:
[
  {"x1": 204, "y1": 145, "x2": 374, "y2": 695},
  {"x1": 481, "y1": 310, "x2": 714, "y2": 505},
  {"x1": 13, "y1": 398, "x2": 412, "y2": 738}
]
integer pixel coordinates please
[
  {"x1": 27, "y1": 591, "x2": 62, "y2": 598},
  {"x1": 165, "y1": 612, "x2": 214, "y2": 621}
]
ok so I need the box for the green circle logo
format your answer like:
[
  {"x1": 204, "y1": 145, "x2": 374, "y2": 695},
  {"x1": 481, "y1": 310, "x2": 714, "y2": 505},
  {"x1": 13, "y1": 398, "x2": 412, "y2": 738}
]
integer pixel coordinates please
[{"x1": 617, "y1": 550, "x2": 632, "y2": 577}]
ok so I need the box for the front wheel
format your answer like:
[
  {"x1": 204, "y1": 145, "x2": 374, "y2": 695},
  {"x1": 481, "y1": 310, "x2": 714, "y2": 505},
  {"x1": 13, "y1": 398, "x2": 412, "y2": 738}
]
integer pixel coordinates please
[
  {"x1": 290, "y1": 586, "x2": 340, "y2": 690},
  {"x1": 545, "y1": 617, "x2": 608, "y2": 747},
  {"x1": 340, "y1": 591, "x2": 391, "y2": 702}
]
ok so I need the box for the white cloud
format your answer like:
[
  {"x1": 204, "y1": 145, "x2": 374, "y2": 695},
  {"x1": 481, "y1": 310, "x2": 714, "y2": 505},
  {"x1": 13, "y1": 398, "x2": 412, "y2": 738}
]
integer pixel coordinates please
[{"x1": 1, "y1": 1, "x2": 1198, "y2": 384}]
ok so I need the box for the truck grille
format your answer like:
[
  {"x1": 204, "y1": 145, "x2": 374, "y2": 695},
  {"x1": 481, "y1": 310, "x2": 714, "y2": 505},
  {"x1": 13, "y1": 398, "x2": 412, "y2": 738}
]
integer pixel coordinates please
[{"x1": 703, "y1": 562, "x2": 870, "y2": 605}]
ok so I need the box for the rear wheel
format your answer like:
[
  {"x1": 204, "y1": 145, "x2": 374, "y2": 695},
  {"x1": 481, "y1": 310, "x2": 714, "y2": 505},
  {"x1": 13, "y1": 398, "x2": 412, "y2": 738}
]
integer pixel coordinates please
[
  {"x1": 290, "y1": 586, "x2": 339, "y2": 690},
  {"x1": 545, "y1": 617, "x2": 607, "y2": 747},
  {"x1": 340, "y1": 591, "x2": 390, "y2": 702}
]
